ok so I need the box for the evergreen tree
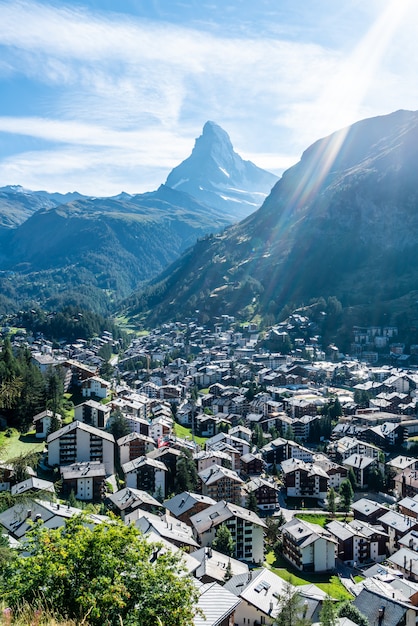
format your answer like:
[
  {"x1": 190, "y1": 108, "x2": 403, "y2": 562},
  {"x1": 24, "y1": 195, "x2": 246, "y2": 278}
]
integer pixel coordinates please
[
  {"x1": 348, "y1": 467, "x2": 357, "y2": 490},
  {"x1": 175, "y1": 449, "x2": 198, "y2": 494},
  {"x1": 107, "y1": 409, "x2": 131, "y2": 440},
  {"x1": 327, "y1": 487, "x2": 336, "y2": 517},
  {"x1": 246, "y1": 490, "x2": 259, "y2": 513},
  {"x1": 274, "y1": 582, "x2": 309, "y2": 626},
  {"x1": 212, "y1": 524, "x2": 235, "y2": 557},
  {"x1": 339, "y1": 479, "x2": 354, "y2": 512},
  {"x1": 320, "y1": 595, "x2": 338, "y2": 626}
]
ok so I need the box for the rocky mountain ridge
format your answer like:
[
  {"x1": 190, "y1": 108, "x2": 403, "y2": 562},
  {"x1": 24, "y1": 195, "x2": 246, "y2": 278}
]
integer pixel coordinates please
[{"x1": 125, "y1": 109, "x2": 418, "y2": 329}]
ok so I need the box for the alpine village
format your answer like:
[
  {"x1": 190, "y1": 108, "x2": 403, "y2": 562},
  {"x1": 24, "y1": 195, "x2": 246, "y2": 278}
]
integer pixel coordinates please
[{"x1": 4, "y1": 111, "x2": 418, "y2": 626}]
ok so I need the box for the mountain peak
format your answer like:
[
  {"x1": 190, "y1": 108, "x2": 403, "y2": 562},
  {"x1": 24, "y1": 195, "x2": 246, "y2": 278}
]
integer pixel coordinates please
[
  {"x1": 165, "y1": 122, "x2": 278, "y2": 220},
  {"x1": 200, "y1": 121, "x2": 233, "y2": 148}
]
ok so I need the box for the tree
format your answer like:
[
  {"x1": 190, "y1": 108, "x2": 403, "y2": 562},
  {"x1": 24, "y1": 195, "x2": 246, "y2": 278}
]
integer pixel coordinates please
[
  {"x1": 320, "y1": 595, "x2": 338, "y2": 626},
  {"x1": 367, "y1": 466, "x2": 384, "y2": 492},
  {"x1": 339, "y1": 479, "x2": 354, "y2": 512},
  {"x1": 0, "y1": 515, "x2": 198, "y2": 626},
  {"x1": 175, "y1": 449, "x2": 198, "y2": 493},
  {"x1": 337, "y1": 600, "x2": 369, "y2": 626},
  {"x1": 45, "y1": 366, "x2": 64, "y2": 419},
  {"x1": 327, "y1": 487, "x2": 336, "y2": 517},
  {"x1": 274, "y1": 582, "x2": 310, "y2": 626},
  {"x1": 107, "y1": 409, "x2": 130, "y2": 440},
  {"x1": 348, "y1": 467, "x2": 357, "y2": 490},
  {"x1": 212, "y1": 524, "x2": 235, "y2": 557},
  {"x1": 246, "y1": 490, "x2": 259, "y2": 513}
]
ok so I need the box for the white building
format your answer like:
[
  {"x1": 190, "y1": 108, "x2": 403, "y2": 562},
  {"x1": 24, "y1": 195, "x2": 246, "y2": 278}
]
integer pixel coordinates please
[{"x1": 47, "y1": 420, "x2": 115, "y2": 475}]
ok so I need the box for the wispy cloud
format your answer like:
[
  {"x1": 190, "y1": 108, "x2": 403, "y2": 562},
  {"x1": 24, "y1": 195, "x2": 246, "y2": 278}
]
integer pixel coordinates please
[{"x1": 0, "y1": 0, "x2": 418, "y2": 193}]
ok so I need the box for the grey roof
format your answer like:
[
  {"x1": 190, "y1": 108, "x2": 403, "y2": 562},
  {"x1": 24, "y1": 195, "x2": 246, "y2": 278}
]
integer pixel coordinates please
[
  {"x1": 198, "y1": 464, "x2": 244, "y2": 486},
  {"x1": 281, "y1": 458, "x2": 329, "y2": 479},
  {"x1": 388, "y1": 546, "x2": 418, "y2": 576},
  {"x1": 135, "y1": 511, "x2": 199, "y2": 547},
  {"x1": 351, "y1": 497, "x2": 388, "y2": 517},
  {"x1": 343, "y1": 454, "x2": 376, "y2": 469},
  {"x1": 122, "y1": 456, "x2": 167, "y2": 474},
  {"x1": 326, "y1": 520, "x2": 361, "y2": 541},
  {"x1": 107, "y1": 487, "x2": 162, "y2": 511},
  {"x1": 190, "y1": 500, "x2": 267, "y2": 534},
  {"x1": 32, "y1": 409, "x2": 62, "y2": 423},
  {"x1": 117, "y1": 432, "x2": 154, "y2": 446},
  {"x1": 354, "y1": 587, "x2": 409, "y2": 626},
  {"x1": 192, "y1": 547, "x2": 248, "y2": 583},
  {"x1": 0, "y1": 500, "x2": 106, "y2": 539},
  {"x1": 282, "y1": 517, "x2": 337, "y2": 549},
  {"x1": 224, "y1": 567, "x2": 290, "y2": 618},
  {"x1": 398, "y1": 496, "x2": 418, "y2": 513},
  {"x1": 47, "y1": 420, "x2": 115, "y2": 444},
  {"x1": 193, "y1": 580, "x2": 241, "y2": 626},
  {"x1": 60, "y1": 461, "x2": 107, "y2": 480},
  {"x1": 347, "y1": 519, "x2": 388, "y2": 539},
  {"x1": 11, "y1": 477, "x2": 55, "y2": 496},
  {"x1": 378, "y1": 510, "x2": 418, "y2": 533},
  {"x1": 164, "y1": 492, "x2": 217, "y2": 517}
]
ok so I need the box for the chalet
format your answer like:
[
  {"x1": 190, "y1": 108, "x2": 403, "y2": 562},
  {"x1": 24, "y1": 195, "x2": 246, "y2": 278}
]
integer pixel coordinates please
[
  {"x1": 194, "y1": 450, "x2": 233, "y2": 473},
  {"x1": 351, "y1": 498, "x2": 389, "y2": 524},
  {"x1": 326, "y1": 519, "x2": 387, "y2": 565},
  {"x1": 135, "y1": 511, "x2": 199, "y2": 551},
  {"x1": 198, "y1": 464, "x2": 244, "y2": 503},
  {"x1": 342, "y1": 454, "x2": 380, "y2": 489},
  {"x1": 47, "y1": 421, "x2": 115, "y2": 476},
  {"x1": 261, "y1": 437, "x2": 288, "y2": 466},
  {"x1": 240, "y1": 452, "x2": 265, "y2": 476},
  {"x1": 328, "y1": 436, "x2": 380, "y2": 463},
  {"x1": 106, "y1": 487, "x2": 162, "y2": 520},
  {"x1": 378, "y1": 510, "x2": 418, "y2": 555},
  {"x1": 147, "y1": 446, "x2": 182, "y2": 494},
  {"x1": 122, "y1": 456, "x2": 167, "y2": 498},
  {"x1": 189, "y1": 500, "x2": 266, "y2": 563},
  {"x1": 60, "y1": 461, "x2": 107, "y2": 501},
  {"x1": 281, "y1": 517, "x2": 337, "y2": 573},
  {"x1": 117, "y1": 432, "x2": 155, "y2": 465},
  {"x1": 81, "y1": 375, "x2": 111, "y2": 400},
  {"x1": 74, "y1": 399, "x2": 111, "y2": 430},
  {"x1": 313, "y1": 455, "x2": 348, "y2": 489},
  {"x1": 398, "y1": 495, "x2": 418, "y2": 519},
  {"x1": 242, "y1": 476, "x2": 279, "y2": 512},
  {"x1": 192, "y1": 547, "x2": 248, "y2": 584},
  {"x1": 224, "y1": 568, "x2": 327, "y2": 626},
  {"x1": 33, "y1": 409, "x2": 62, "y2": 439},
  {"x1": 164, "y1": 491, "x2": 217, "y2": 525},
  {"x1": 281, "y1": 458, "x2": 329, "y2": 500}
]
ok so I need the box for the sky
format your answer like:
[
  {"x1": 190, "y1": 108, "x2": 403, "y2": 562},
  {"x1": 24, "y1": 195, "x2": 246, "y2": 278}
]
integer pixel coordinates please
[{"x1": 1, "y1": 0, "x2": 418, "y2": 196}]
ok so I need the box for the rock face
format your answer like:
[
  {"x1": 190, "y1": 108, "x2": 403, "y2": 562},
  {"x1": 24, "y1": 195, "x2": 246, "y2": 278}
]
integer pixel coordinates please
[
  {"x1": 165, "y1": 121, "x2": 278, "y2": 220},
  {"x1": 127, "y1": 109, "x2": 418, "y2": 325}
]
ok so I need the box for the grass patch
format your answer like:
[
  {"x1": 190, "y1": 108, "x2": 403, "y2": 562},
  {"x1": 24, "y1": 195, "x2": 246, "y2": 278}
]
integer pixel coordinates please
[
  {"x1": 174, "y1": 423, "x2": 207, "y2": 448},
  {"x1": 353, "y1": 575, "x2": 365, "y2": 583},
  {"x1": 296, "y1": 513, "x2": 353, "y2": 527},
  {"x1": 0, "y1": 429, "x2": 45, "y2": 461},
  {"x1": 265, "y1": 551, "x2": 353, "y2": 600}
]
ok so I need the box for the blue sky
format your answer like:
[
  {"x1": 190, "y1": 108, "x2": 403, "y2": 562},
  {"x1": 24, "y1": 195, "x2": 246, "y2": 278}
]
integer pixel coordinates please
[{"x1": 0, "y1": 0, "x2": 417, "y2": 195}]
